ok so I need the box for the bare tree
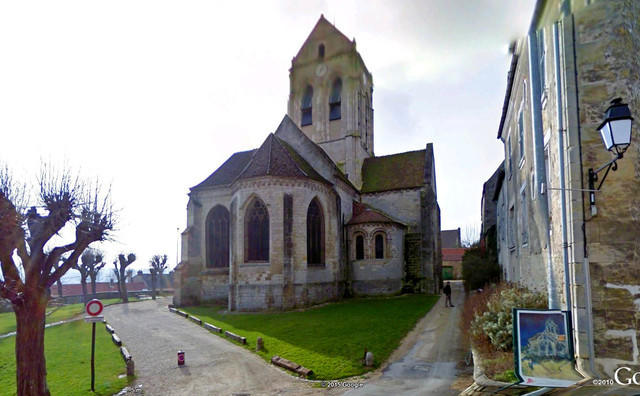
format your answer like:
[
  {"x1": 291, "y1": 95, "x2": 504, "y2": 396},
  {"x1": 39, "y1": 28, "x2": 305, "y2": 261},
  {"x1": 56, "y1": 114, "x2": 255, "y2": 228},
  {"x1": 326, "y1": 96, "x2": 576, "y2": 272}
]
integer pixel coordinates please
[
  {"x1": 0, "y1": 165, "x2": 113, "y2": 396},
  {"x1": 80, "y1": 248, "x2": 105, "y2": 299},
  {"x1": 150, "y1": 254, "x2": 168, "y2": 292},
  {"x1": 54, "y1": 257, "x2": 65, "y2": 297},
  {"x1": 73, "y1": 257, "x2": 90, "y2": 304},
  {"x1": 113, "y1": 253, "x2": 135, "y2": 303},
  {"x1": 462, "y1": 224, "x2": 480, "y2": 248}
]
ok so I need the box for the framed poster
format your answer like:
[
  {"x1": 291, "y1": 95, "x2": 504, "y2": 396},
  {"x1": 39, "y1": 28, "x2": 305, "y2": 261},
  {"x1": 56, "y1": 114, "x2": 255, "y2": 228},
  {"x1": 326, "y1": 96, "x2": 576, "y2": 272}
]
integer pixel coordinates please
[{"x1": 513, "y1": 309, "x2": 582, "y2": 387}]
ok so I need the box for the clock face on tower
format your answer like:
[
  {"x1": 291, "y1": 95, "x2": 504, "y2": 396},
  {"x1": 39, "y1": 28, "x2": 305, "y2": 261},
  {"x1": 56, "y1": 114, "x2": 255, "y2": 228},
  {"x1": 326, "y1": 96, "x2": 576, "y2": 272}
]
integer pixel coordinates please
[{"x1": 315, "y1": 63, "x2": 327, "y2": 77}]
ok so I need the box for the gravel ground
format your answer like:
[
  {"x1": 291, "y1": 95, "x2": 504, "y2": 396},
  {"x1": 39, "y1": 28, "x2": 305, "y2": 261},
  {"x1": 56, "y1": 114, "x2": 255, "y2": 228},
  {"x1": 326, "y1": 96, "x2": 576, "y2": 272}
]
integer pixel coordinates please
[
  {"x1": 103, "y1": 297, "x2": 326, "y2": 396},
  {"x1": 343, "y1": 281, "x2": 468, "y2": 396}
]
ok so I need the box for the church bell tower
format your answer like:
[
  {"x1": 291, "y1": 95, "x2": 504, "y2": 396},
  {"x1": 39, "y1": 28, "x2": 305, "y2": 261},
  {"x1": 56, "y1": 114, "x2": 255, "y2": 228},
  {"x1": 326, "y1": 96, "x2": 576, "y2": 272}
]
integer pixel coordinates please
[{"x1": 287, "y1": 15, "x2": 374, "y2": 189}]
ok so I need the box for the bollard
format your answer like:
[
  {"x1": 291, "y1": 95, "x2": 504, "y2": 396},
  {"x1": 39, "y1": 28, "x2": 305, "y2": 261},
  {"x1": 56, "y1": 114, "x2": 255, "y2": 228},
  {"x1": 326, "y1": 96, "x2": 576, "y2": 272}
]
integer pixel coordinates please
[
  {"x1": 126, "y1": 359, "x2": 135, "y2": 376},
  {"x1": 256, "y1": 337, "x2": 264, "y2": 352},
  {"x1": 177, "y1": 350, "x2": 185, "y2": 366}
]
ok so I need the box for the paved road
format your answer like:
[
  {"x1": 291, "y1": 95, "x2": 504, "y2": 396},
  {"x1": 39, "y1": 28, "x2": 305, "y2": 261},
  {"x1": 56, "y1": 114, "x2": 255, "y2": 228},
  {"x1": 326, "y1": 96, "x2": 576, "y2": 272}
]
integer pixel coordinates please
[
  {"x1": 345, "y1": 281, "x2": 468, "y2": 396},
  {"x1": 104, "y1": 297, "x2": 320, "y2": 396}
]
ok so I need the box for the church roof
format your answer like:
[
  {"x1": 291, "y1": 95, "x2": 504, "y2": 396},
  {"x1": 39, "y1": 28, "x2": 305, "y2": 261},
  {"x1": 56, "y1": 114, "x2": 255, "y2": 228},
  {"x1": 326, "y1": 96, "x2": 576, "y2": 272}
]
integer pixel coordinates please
[
  {"x1": 347, "y1": 202, "x2": 405, "y2": 226},
  {"x1": 361, "y1": 150, "x2": 426, "y2": 193},
  {"x1": 191, "y1": 149, "x2": 256, "y2": 190},
  {"x1": 293, "y1": 15, "x2": 353, "y2": 63},
  {"x1": 236, "y1": 134, "x2": 330, "y2": 184}
]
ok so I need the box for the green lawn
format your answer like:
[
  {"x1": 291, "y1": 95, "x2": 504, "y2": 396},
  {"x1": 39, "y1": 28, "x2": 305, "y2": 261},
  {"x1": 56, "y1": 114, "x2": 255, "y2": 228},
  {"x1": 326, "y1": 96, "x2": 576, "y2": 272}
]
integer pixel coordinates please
[
  {"x1": 0, "y1": 298, "x2": 138, "y2": 335},
  {"x1": 182, "y1": 294, "x2": 438, "y2": 379},
  {"x1": 0, "y1": 320, "x2": 130, "y2": 395}
]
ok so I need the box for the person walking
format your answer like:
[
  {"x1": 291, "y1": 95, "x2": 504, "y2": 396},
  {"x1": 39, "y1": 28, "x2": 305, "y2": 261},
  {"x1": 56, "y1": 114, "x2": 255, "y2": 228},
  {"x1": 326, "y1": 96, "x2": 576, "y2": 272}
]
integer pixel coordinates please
[{"x1": 443, "y1": 282, "x2": 454, "y2": 307}]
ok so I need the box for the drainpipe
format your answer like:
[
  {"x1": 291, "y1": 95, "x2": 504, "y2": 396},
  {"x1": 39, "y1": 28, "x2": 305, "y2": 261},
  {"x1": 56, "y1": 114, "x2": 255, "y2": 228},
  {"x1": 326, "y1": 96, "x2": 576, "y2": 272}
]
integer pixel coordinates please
[
  {"x1": 553, "y1": 22, "x2": 572, "y2": 313},
  {"x1": 528, "y1": 31, "x2": 558, "y2": 310}
]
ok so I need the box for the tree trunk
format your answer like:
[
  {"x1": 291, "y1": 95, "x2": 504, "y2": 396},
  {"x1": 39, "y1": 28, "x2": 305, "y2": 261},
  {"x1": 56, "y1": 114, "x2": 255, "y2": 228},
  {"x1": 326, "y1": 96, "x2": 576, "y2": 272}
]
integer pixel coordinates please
[
  {"x1": 119, "y1": 269, "x2": 128, "y2": 303},
  {"x1": 89, "y1": 273, "x2": 97, "y2": 300},
  {"x1": 151, "y1": 272, "x2": 156, "y2": 300},
  {"x1": 14, "y1": 292, "x2": 51, "y2": 396},
  {"x1": 56, "y1": 280, "x2": 63, "y2": 297},
  {"x1": 80, "y1": 277, "x2": 88, "y2": 304}
]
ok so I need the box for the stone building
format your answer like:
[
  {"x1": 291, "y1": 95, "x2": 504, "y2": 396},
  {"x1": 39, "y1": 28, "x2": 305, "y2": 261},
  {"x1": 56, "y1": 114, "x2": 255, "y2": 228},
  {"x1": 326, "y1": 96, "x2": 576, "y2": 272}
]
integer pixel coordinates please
[
  {"x1": 174, "y1": 16, "x2": 441, "y2": 311},
  {"x1": 495, "y1": 0, "x2": 640, "y2": 378}
]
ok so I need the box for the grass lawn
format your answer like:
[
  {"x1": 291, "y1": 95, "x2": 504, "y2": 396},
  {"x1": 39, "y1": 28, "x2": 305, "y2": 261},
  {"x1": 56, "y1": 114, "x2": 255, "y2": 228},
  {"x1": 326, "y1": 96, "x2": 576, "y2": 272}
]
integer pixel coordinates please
[
  {"x1": 0, "y1": 320, "x2": 129, "y2": 395},
  {"x1": 0, "y1": 297, "x2": 139, "y2": 335},
  {"x1": 182, "y1": 294, "x2": 438, "y2": 380}
]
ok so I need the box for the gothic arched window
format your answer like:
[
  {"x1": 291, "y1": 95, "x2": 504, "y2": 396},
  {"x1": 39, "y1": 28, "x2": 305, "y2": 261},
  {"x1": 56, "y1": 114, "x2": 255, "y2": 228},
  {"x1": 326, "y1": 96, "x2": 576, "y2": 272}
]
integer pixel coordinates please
[
  {"x1": 329, "y1": 78, "x2": 342, "y2": 121},
  {"x1": 245, "y1": 198, "x2": 269, "y2": 261},
  {"x1": 301, "y1": 85, "x2": 313, "y2": 126},
  {"x1": 318, "y1": 43, "x2": 325, "y2": 59},
  {"x1": 374, "y1": 233, "x2": 385, "y2": 259},
  {"x1": 206, "y1": 205, "x2": 230, "y2": 268},
  {"x1": 307, "y1": 198, "x2": 324, "y2": 266},
  {"x1": 355, "y1": 234, "x2": 364, "y2": 260}
]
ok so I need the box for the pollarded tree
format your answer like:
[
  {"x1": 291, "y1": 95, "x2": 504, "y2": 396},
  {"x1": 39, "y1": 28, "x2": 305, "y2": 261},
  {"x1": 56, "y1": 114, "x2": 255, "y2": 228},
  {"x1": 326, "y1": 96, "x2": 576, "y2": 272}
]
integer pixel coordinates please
[
  {"x1": 149, "y1": 254, "x2": 168, "y2": 293},
  {"x1": 81, "y1": 248, "x2": 105, "y2": 299},
  {"x1": 0, "y1": 165, "x2": 113, "y2": 396},
  {"x1": 114, "y1": 253, "x2": 135, "y2": 303},
  {"x1": 73, "y1": 257, "x2": 90, "y2": 304}
]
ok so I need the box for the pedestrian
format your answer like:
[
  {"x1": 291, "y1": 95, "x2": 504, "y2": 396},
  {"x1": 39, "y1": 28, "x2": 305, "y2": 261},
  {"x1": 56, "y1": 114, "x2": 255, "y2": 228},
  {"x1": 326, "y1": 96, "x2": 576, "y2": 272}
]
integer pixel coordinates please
[{"x1": 443, "y1": 282, "x2": 454, "y2": 307}]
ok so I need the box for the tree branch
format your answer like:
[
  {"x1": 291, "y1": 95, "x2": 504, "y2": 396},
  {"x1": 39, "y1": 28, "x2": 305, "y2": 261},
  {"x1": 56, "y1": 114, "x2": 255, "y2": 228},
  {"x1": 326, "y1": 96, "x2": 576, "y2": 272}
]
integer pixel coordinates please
[{"x1": 45, "y1": 242, "x2": 88, "y2": 288}]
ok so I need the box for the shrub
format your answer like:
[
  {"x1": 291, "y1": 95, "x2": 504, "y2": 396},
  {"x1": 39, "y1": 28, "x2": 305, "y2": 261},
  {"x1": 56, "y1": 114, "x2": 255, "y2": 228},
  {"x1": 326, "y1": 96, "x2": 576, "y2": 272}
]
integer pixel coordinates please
[
  {"x1": 461, "y1": 246, "x2": 500, "y2": 292},
  {"x1": 469, "y1": 285, "x2": 546, "y2": 352}
]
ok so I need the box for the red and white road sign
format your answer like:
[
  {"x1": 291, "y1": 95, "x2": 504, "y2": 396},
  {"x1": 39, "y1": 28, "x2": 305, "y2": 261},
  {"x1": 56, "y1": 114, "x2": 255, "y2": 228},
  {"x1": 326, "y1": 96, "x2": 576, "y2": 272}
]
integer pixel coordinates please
[{"x1": 85, "y1": 299, "x2": 104, "y2": 316}]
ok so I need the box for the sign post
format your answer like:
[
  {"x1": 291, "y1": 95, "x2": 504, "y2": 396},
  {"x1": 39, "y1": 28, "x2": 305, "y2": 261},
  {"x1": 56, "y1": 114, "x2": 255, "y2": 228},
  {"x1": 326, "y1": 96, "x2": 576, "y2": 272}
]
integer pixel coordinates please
[{"x1": 85, "y1": 299, "x2": 104, "y2": 392}]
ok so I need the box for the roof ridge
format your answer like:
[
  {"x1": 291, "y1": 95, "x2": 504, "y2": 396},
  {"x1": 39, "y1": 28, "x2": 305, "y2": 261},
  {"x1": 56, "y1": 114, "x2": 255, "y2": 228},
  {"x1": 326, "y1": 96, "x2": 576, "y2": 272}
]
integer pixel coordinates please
[
  {"x1": 266, "y1": 133, "x2": 274, "y2": 175},
  {"x1": 367, "y1": 149, "x2": 427, "y2": 160},
  {"x1": 273, "y1": 136, "x2": 309, "y2": 178}
]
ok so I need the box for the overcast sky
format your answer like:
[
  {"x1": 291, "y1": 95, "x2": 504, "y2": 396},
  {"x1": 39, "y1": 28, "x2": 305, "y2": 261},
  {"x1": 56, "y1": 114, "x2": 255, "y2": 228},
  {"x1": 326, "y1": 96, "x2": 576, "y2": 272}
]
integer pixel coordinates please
[{"x1": 0, "y1": 1, "x2": 535, "y2": 282}]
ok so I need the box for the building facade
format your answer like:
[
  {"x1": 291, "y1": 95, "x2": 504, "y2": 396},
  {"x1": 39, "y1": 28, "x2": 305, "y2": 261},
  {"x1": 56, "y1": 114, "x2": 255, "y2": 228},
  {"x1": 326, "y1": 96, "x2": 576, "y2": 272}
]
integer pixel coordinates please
[
  {"x1": 174, "y1": 16, "x2": 441, "y2": 311},
  {"x1": 495, "y1": 0, "x2": 640, "y2": 377}
]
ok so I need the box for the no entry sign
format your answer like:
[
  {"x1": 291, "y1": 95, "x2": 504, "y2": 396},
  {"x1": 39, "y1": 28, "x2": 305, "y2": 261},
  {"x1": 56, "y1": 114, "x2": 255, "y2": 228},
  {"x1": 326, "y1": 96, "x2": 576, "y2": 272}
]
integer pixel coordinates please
[{"x1": 86, "y1": 299, "x2": 104, "y2": 316}]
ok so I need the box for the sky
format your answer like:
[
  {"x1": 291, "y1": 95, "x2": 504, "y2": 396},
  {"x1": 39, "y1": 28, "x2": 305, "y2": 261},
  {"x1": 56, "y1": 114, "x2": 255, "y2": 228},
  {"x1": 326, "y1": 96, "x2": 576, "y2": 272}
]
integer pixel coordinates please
[{"x1": 0, "y1": 0, "x2": 536, "y2": 283}]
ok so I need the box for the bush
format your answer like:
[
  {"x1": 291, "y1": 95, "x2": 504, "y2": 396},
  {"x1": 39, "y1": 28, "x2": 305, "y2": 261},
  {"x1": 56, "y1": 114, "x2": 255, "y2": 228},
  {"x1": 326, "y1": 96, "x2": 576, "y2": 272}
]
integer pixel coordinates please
[
  {"x1": 469, "y1": 285, "x2": 546, "y2": 352},
  {"x1": 461, "y1": 247, "x2": 500, "y2": 292}
]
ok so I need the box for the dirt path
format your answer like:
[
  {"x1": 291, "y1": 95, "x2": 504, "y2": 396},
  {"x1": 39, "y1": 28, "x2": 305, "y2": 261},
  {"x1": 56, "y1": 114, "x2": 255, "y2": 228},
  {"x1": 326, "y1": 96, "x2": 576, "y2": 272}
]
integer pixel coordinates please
[
  {"x1": 344, "y1": 281, "x2": 469, "y2": 396},
  {"x1": 104, "y1": 297, "x2": 322, "y2": 396}
]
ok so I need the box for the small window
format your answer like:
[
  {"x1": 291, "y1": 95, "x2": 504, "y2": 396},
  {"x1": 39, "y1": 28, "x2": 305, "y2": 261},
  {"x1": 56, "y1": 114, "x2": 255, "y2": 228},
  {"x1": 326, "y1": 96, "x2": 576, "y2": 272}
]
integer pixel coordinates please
[
  {"x1": 329, "y1": 78, "x2": 342, "y2": 121},
  {"x1": 318, "y1": 44, "x2": 325, "y2": 59},
  {"x1": 518, "y1": 109, "x2": 525, "y2": 161},
  {"x1": 374, "y1": 233, "x2": 384, "y2": 259},
  {"x1": 537, "y1": 29, "x2": 547, "y2": 97},
  {"x1": 301, "y1": 85, "x2": 313, "y2": 126},
  {"x1": 355, "y1": 235, "x2": 364, "y2": 260},
  {"x1": 520, "y1": 184, "x2": 528, "y2": 246}
]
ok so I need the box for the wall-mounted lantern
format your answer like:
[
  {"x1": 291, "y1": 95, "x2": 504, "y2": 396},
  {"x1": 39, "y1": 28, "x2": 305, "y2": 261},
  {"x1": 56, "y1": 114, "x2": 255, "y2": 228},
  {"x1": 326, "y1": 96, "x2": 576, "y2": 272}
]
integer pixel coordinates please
[{"x1": 588, "y1": 98, "x2": 633, "y2": 209}]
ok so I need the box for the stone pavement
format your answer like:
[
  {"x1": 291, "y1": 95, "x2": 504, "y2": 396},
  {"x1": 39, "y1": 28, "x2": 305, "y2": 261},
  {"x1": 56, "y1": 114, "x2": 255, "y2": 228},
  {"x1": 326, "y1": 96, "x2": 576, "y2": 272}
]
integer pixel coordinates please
[
  {"x1": 344, "y1": 280, "x2": 470, "y2": 396},
  {"x1": 460, "y1": 376, "x2": 640, "y2": 395}
]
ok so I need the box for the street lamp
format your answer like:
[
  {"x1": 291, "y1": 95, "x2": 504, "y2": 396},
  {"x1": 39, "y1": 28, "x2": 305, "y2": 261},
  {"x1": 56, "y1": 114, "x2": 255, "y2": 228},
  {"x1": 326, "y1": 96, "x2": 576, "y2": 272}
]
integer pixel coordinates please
[{"x1": 588, "y1": 98, "x2": 634, "y2": 209}]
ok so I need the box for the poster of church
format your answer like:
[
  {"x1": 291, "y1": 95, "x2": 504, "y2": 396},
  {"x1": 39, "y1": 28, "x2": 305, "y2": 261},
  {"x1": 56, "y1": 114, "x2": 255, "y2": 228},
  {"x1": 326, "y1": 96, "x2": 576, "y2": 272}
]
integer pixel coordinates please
[{"x1": 513, "y1": 309, "x2": 582, "y2": 387}]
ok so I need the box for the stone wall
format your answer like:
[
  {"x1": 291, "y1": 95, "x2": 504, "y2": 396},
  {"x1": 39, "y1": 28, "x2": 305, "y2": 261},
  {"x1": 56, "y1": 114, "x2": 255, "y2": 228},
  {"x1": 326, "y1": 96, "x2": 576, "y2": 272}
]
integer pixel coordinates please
[
  {"x1": 571, "y1": 0, "x2": 640, "y2": 376},
  {"x1": 361, "y1": 189, "x2": 421, "y2": 230},
  {"x1": 347, "y1": 223, "x2": 404, "y2": 296}
]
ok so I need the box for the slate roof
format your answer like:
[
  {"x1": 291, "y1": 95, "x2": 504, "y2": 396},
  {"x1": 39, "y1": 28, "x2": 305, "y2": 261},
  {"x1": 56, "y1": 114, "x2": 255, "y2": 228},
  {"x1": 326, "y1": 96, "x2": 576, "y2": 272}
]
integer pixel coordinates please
[
  {"x1": 441, "y1": 229, "x2": 461, "y2": 249},
  {"x1": 347, "y1": 202, "x2": 404, "y2": 226},
  {"x1": 361, "y1": 150, "x2": 426, "y2": 193},
  {"x1": 191, "y1": 149, "x2": 255, "y2": 190},
  {"x1": 236, "y1": 134, "x2": 329, "y2": 184},
  {"x1": 192, "y1": 133, "x2": 331, "y2": 190}
]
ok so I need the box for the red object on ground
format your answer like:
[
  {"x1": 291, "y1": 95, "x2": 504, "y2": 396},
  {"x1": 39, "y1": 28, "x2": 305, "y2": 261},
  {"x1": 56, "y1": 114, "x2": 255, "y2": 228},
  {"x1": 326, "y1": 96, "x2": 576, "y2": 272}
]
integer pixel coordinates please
[
  {"x1": 178, "y1": 350, "x2": 185, "y2": 366},
  {"x1": 85, "y1": 299, "x2": 103, "y2": 316}
]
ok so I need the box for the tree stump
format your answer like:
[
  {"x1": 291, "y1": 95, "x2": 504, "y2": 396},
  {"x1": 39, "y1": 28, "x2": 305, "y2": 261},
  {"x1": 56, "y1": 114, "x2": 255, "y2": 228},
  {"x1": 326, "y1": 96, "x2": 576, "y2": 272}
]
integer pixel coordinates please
[{"x1": 256, "y1": 337, "x2": 264, "y2": 351}]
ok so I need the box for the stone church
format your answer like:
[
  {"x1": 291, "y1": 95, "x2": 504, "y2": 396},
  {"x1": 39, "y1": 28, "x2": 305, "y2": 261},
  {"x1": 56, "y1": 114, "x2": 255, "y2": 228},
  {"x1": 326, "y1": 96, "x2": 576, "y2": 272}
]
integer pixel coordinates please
[{"x1": 174, "y1": 16, "x2": 441, "y2": 310}]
